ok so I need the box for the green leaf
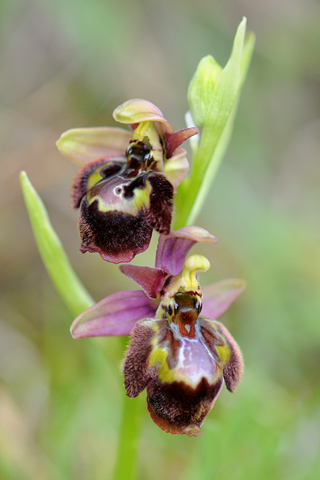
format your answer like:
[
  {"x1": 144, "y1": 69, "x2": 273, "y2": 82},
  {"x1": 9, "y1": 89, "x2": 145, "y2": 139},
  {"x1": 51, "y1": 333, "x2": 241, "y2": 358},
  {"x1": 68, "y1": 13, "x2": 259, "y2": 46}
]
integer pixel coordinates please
[
  {"x1": 20, "y1": 171, "x2": 94, "y2": 317},
  {"x1": 112, "y1": 337, "x2": 143, "y2": 480}
]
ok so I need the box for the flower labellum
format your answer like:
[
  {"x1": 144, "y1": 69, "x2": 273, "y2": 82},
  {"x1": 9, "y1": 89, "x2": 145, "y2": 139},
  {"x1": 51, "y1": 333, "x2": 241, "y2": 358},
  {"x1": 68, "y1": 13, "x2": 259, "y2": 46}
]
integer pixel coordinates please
[
  {"x1": 56, "y1": 99, "x2": 198, "y2": 263},
  {"x1": 122, "y1": 254, "x2": 243, "y2": 437}
]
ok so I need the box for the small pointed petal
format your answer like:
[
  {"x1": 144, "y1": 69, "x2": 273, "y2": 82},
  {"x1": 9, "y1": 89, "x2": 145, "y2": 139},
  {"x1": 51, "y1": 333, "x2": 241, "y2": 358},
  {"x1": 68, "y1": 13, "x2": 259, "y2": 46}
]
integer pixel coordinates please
[
  {"x1": 113, "y1": 99, "x2": 173, "y2": 134},
  {"x1": 156, "y1": 226, "x2": 217, "y2": 275},
  {"x1": 56, "y1": 127, "x2": 131, "y2": 165},
  {"x1": 163, "y1": 148, "x2": 189, "y2": 192},
  {"x1": 163, "y1": 127, "x2": 198, "y2": 158},
  {"x1": 201, "y1": 279, "x2": 246, "y2": 319},
  {"x1": 120, "y1": 265, "x2": 167, "y2": 299},
  {"x1": 70, "y1": 290, "x2": 157, "y2": 338}
]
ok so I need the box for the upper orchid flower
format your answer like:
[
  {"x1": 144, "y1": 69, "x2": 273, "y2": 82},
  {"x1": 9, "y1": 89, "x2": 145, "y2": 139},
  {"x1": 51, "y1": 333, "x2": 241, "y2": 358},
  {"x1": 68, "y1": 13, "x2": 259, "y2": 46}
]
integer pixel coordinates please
[
  {"x1": 71, "y1": 226, "x2": 245, "y2": 436},
  {"x1": 56, "y1": 99, "x2": 198, "y2": 264}
]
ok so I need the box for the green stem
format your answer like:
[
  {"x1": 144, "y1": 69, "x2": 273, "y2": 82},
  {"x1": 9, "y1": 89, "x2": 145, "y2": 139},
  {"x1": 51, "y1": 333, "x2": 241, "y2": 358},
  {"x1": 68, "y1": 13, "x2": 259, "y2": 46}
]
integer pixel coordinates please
[
  {"x1": 112, "y1": 338, "x2": 143, "y2": 480},
  {"x1": 173, "y1": 125, "x2": 218, "y2": 229}
]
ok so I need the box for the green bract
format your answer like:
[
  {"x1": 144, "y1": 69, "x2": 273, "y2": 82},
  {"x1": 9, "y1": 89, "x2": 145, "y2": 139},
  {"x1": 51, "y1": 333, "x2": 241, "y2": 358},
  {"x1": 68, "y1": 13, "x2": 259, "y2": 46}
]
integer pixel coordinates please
[
  {"x1": 174, "y1": 17, "x2": 255, "y2": 228},
  {"x1": 20, "y1": 171, "x2": 94, "y2": 316}
]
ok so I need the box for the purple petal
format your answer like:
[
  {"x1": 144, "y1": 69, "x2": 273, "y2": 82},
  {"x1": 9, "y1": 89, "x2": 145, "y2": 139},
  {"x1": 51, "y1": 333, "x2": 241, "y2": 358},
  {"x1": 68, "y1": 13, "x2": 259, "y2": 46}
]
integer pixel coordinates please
[
  {"x1": 70, "y1": 290, "x2": 157, "y2": 338},
  {"x1": 163, "y1": 127, "x2": 198, "y2": 158},
  {"x1": 120, "y1": 265, "x2": 167, "y2": 298},
  {"x1": 201, "y1": 279, "x2": 246, "y2": 319},
  {"x1": 156, "y1": 226, "x2": 217, "y2": 275}
]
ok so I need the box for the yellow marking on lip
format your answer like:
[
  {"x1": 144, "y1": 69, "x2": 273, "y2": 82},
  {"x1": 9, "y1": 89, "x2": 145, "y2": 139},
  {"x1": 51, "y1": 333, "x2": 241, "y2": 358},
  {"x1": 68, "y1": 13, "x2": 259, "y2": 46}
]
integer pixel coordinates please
[
  {"x1": 87, "y1": 165, "x2": 105, "y2": 190},
  {"x1": 216, "y1": 345, "x2": 231, "y2": 364},
  {"x1": 149, "y1": 344, "x2": 176, "y2": 384},
  {"x1": 198, "y1": 319, "x2": 232, "y2": 365},
  {"x1": 132, "y1": 181, "x2": 152, "y2": 209}
]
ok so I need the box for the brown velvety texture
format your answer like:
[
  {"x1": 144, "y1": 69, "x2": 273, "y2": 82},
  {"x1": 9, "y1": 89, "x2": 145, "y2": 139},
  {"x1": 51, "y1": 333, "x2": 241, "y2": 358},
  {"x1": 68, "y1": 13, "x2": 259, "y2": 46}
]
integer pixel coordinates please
[
  {"x1": 122, "y1": 321, "x2": 156, "y2": 398},
  {"x1": 79, "y1": 199, "x2": 153, "y2": 263},
  {"x1": 147, "y1": 376, "x2": 223, "y2": 435},
  {"x1": 145, "y1": 173, "x2": 173, "y2": 234}
]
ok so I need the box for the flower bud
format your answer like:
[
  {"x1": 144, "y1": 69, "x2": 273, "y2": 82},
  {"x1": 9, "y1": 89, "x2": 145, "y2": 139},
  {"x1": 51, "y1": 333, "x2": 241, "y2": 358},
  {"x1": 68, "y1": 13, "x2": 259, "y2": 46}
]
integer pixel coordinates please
[{"x1": 188, "y1": 55, "x2": 222, "y2": 126}]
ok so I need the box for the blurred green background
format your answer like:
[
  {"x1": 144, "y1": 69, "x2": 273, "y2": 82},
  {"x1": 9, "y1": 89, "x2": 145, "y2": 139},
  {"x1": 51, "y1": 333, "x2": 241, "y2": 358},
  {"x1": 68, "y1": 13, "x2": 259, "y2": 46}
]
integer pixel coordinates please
[{"x1": 1, "y1": 0, "x2": 320, "y2": 479}]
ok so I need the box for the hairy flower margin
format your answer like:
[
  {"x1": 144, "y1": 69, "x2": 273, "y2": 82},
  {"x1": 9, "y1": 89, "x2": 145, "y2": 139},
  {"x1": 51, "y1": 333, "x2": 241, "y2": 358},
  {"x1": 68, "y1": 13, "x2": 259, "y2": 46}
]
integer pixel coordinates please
[
  {"x1": 71, "y1": 226, "x2": 244, "y2": 436},
  {"x1": 56, "y1": 99, "x2": 198, "y2": 264}
]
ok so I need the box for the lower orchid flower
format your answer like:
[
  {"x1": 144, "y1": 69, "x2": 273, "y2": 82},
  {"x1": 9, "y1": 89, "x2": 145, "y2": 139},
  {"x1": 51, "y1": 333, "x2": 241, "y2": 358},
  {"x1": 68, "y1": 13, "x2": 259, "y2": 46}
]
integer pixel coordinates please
[
  {"x1": 56, "y1": 99, "x2": 198, "y2": 264},
  {"x1": 71, "y1": 226, "x2": 244, "y2": 436}
]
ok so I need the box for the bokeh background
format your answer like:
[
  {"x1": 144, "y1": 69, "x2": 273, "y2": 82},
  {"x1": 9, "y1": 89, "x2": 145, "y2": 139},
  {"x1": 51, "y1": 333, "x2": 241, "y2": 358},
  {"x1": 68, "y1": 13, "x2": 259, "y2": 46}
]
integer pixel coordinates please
[{"x1": 1, "y1": 0, "x2": 320, "y2": 478}]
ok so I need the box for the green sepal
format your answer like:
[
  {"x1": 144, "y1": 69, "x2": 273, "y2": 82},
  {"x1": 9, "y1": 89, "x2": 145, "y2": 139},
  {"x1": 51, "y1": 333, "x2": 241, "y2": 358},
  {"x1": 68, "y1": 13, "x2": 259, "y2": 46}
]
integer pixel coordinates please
[{"x1": 20, "y1": 171, "x2": 94, "y2": 317}]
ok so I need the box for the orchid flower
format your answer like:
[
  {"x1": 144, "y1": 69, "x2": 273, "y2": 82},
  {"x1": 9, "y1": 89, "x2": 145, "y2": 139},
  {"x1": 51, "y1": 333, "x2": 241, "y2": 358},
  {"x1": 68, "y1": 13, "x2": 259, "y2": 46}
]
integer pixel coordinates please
[
  {"x1": 71, "y1": 226, "x2": 244, "y2": 436},
  {"x1": 56, "y1": 99, "x2": 198, "y2": 264}
]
